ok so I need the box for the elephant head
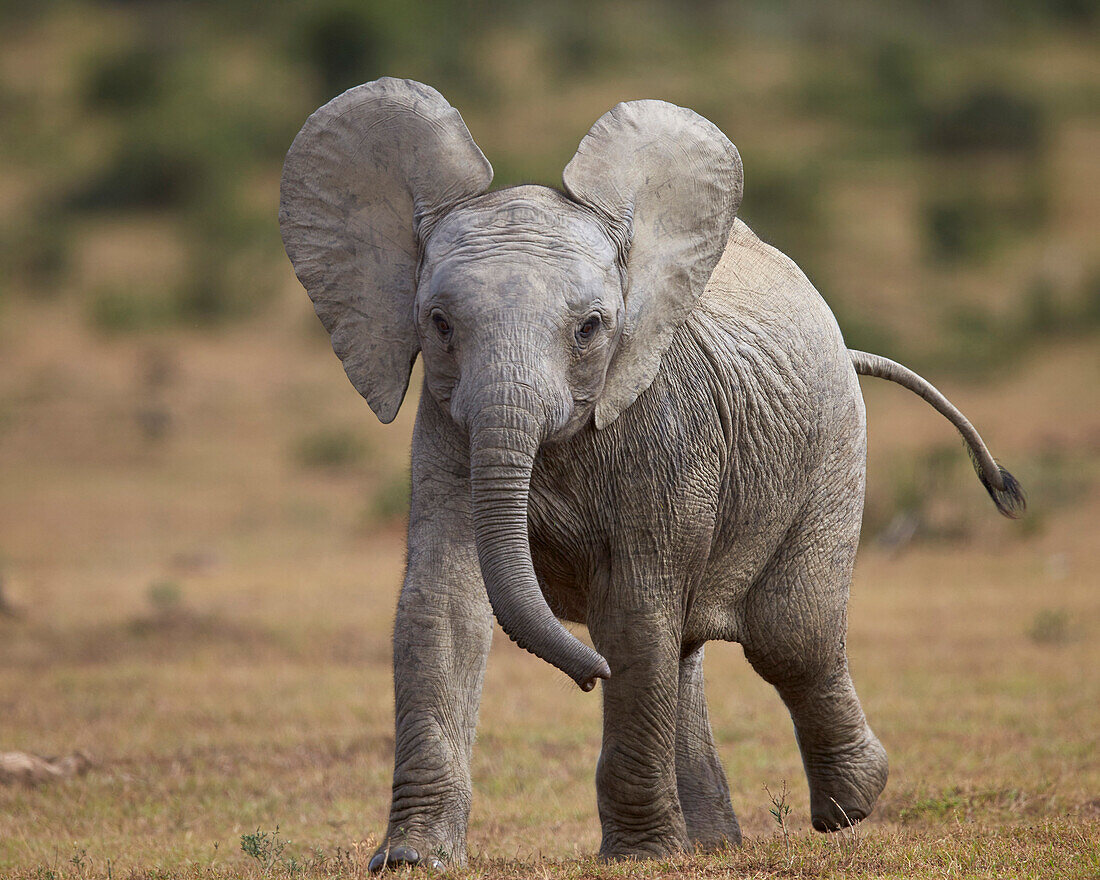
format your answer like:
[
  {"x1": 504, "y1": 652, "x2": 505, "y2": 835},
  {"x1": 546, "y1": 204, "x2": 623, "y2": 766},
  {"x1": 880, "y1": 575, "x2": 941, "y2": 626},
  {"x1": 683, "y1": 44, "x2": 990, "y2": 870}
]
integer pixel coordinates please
[{"x1": 280, "y1": 78, "x2": 743, "y2": 690}]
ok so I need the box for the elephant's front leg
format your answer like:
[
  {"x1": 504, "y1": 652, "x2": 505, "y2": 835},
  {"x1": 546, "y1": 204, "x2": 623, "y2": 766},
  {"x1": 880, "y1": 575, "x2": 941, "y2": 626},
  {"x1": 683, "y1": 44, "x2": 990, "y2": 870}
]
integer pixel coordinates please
[
  {"x1": 676, "y1": 646, "x2": 741, "y2": 851},
  {"x1": 589, "y1": 600, "x2": 689, "y2": 859},
  {"x1": 370, "y1": 422, "x2": 492, "y2": 871}
]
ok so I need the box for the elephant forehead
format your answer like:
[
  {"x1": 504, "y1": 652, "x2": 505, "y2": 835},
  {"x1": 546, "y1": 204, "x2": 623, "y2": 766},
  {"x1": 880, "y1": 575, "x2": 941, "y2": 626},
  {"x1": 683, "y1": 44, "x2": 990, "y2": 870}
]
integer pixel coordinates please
[
  {"x1": 426, "y1": 187, "x2": 617, "y2": 265},
  {"x1": 426, "y1": 248, "x2": 614, "y2": 310},
  {"x1": 422, "y1": 190, "x2": 620, "y2": 309}
]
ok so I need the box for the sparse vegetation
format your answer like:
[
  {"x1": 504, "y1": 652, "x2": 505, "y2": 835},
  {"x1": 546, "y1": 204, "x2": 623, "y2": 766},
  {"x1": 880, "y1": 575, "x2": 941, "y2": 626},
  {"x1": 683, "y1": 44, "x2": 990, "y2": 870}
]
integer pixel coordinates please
[
  {"x1": 918, "y1": 87, "x2": 1045, "y2": 157},
  {"x1": 764, "y1": 780, "x2": 793, "y2": 864},
  {"x1": 240, "y1": 827, "x2": 288, "y2": 874},
  {"x1": 1028, "y1": 608, "x2": 1073, "y2": 645},
  {"x1": 293, "y1": 428, "x2": 370, "y2": 471},
  {"x1": 147, "y1": 580, "x2": 183, "y2": 614}
]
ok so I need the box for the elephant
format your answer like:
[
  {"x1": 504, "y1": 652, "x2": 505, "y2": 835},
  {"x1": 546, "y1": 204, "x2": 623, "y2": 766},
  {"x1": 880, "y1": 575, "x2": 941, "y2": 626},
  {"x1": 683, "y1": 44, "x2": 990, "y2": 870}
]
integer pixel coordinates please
[{"x1": 279, "y1": 78, "x2": 1025, "y2": 869}]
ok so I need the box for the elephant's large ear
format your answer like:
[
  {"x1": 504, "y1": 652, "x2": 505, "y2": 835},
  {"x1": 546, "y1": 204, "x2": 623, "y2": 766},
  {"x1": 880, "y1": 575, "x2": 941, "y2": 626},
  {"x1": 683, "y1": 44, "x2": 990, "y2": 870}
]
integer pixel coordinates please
[
  {"x1": 563, "y1": 100, "x2": 742, "y2": 429},
  {"x1": 280, "y1": 78, "x2": 492, "y2": 423}
]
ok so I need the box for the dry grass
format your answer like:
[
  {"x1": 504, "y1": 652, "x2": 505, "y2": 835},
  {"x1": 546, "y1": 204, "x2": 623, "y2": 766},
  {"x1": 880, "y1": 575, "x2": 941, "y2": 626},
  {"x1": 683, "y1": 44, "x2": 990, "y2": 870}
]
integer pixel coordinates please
[
  {"x1": 1, "y1": 289, "x2": 1097, "y2": 878},
  {"x1": 4, "y1": 824, "x2": 1099, "y2": 880}
]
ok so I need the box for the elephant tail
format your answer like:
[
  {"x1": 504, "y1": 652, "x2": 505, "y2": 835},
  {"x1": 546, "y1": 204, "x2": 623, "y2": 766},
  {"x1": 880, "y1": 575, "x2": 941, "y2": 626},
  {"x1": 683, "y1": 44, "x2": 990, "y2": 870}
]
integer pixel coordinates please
[{"x1": 849, "y1": 349, "x2": 1026, "y2": 519}]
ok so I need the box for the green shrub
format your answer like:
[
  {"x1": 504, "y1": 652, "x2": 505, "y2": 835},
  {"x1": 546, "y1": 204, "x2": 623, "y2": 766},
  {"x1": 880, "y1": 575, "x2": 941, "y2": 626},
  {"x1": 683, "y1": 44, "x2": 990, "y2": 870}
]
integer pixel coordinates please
[
  {"x1": 829, "y1": 295, "x2": 898, "y2": 358},
  {"x1": 83, "y1": 46, "x2": 167, "y2": 113},
  {"x1": 147, "y1": 580, "x2": 183, "y2": 614},
  {"x1": 88, "y1": 273, "x2": 255, "y2": 334},
  {"x1": 68, "y1": 140, "x2": 209, "y2": 212},
  {"x1": 240, "y1": 826, "x2": 287, "y2": 872},
  {"x1": 88, "y1": 285, "x2": 173, "y2": 334},
  {"x1": 174, "y1": 263, "x2": 254, "y2": 327}
]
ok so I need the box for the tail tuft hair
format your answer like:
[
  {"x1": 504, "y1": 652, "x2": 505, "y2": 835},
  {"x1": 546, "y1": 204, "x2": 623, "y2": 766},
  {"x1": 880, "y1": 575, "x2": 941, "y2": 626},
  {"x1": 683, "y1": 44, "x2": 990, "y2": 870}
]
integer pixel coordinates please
[{"x1": 967, "y1": 444, "x2": 1027, "y2": 518}]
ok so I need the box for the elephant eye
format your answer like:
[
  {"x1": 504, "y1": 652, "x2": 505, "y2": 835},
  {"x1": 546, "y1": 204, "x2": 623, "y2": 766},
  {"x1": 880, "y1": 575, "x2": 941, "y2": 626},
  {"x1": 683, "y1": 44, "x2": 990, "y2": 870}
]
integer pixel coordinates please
[
  {"x1": 576, "y1": 314, "x2": 601, "y2": 345},
  {"x1": 431, "y1": 312, "x2": 452, "y2": 339}
]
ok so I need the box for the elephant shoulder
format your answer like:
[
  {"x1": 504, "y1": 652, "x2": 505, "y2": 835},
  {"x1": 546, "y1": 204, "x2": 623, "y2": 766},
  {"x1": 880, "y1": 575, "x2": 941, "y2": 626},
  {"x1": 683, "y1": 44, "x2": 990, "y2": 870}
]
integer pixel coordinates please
[
  {"x1": 690, "y1": 220, "x2": 859, "y2": 428},
  {"x1": 700, "y1": 220, "x2": 847, "y2": 364},
  {"x1": 703, "y1": 220, "x2": 831, "y2": 325}
]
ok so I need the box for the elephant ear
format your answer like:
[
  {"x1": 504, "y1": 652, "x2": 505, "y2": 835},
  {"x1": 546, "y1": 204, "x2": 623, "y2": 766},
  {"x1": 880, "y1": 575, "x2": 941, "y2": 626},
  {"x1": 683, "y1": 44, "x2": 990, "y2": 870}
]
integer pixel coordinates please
[
  {"x1": 563, "y1": 100, "x2": 742, "y2": 429},
  {"x1": 280, "y1": 78, "x2": 493, "y2": 423}
]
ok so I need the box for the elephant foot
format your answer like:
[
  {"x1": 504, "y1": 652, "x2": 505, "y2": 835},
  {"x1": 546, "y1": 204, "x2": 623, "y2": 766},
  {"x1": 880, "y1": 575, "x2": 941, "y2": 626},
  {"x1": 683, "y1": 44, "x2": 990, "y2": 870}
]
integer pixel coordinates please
[
  {"x1": 599, "y1": 825, "x2": 690, "y2": 861},
  {"x1": 803, "y1": 728, "x2": 888, "y2": 833},
  {"x1": 687, "y1": 815, "x2": 742, "y2": 853},
  {"x1": 599, "y1": 843, "x2": 685, "y2": 863},
  {"x1": 368, "y1": 844, "x2": 444, "y2": 873}
]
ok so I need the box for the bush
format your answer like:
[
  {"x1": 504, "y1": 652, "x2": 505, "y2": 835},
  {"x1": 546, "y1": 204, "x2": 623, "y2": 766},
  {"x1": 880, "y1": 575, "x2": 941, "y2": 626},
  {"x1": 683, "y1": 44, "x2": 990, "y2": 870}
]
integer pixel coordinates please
[
  {"x1": 83, "y1": 46, "x2": 167, "y2": 113},
  {"x1": 919, "y1": 87, "x2": 1044, "y2": 156},
  {"x1": 68, "y1": 140, "x2": 209, "y2": 212},
  {"x1": 923, "y1": 196, "x2": 997, "y2": 263},
  {"x1": 88, "y1": 270, "x2": 256, "y2": 334},
  {"x1": 828, "y1": 295, "x2": 898, "y2": 357},
  {"x1": 88, "y1": 285, "x2": 174, "y2": 334},
  {"x1": 174, "y1": 261, "x2": 256, "y2": 327}
]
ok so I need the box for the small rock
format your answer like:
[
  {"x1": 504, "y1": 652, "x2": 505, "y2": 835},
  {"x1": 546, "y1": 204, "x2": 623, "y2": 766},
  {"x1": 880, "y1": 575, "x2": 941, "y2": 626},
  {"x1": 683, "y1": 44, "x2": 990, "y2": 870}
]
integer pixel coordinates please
[{"x1": 0, "y1": 751, "x2": 92, "y2": 784}]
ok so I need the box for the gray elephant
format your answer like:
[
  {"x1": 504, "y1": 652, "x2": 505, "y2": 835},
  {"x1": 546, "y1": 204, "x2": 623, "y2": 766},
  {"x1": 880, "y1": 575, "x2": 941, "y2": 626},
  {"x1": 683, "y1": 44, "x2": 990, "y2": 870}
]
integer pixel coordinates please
[{"x1": 279, "y1": 78, "x2": 1024, "y2": 869}]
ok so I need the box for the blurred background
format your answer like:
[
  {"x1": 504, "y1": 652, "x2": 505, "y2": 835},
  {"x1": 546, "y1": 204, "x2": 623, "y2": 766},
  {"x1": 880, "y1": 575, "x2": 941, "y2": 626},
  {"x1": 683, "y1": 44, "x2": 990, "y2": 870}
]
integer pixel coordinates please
[{"x1": 0, "y1": 0, "x2": 1097, "y2": 873}]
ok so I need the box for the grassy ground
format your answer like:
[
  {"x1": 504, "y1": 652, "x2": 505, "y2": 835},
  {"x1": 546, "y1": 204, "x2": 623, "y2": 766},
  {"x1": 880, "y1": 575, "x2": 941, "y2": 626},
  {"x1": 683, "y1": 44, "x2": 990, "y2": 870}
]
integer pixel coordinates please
[{"x1": 0, "y1": 295, "x2": 1097, "y2": 878}]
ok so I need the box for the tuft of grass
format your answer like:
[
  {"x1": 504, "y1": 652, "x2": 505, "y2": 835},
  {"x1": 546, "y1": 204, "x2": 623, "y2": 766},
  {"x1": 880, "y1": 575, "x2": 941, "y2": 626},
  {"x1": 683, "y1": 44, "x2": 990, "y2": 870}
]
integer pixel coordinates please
[
  {"x1": 1028, "y1": 608, "x2": 1072, "y2": 645},
  {"x1": 292, "y1": 428, "x2": 369, "y2": 471},
  {"x1": 898, "y1": 788, "x2": 967, "y2": 823},
  {"x1": 147, "y1": 580, "x2": 183, "y2": 615}
]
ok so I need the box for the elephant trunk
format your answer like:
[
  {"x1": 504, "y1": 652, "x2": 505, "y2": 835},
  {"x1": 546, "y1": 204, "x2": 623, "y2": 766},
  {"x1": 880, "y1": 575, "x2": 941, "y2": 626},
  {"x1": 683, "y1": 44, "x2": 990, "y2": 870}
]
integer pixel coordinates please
[{"x1": 467, "y1": 388, "x2": 610, "y2": 691}]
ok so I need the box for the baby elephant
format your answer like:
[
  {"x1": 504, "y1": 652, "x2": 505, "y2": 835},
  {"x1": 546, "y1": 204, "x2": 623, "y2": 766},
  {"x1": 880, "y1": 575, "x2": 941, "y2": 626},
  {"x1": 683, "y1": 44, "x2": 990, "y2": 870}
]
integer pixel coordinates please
[{"x1": 280, "y1": 78, "x2": 1024, "y2": 869}]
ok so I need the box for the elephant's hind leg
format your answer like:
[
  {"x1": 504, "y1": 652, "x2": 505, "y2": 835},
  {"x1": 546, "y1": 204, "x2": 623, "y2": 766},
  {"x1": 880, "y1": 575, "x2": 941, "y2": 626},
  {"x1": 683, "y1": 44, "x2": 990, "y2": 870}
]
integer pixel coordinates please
[
  {"x1": 676, "y1": 646, "x2": 742, "y2": 850},
  {"x1": 739, "y1": 476, "x2": 888, "y2": 833}
]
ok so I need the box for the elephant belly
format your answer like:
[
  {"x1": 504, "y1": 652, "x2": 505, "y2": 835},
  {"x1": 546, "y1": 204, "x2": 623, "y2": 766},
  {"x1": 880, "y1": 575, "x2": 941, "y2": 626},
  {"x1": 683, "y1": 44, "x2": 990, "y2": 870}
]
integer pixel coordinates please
[
  {"x1": 527, "y1": 514, "x2": 596, "y2": 625},
  {"x1": 533, "y1": 559, "x2": 591, "y2": 624}
]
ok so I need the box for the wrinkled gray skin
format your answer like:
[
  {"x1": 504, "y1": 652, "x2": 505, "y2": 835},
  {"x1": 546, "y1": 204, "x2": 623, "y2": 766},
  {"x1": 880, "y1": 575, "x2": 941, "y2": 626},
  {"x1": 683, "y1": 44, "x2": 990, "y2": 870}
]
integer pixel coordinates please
[{"x1": 280, "y1": 79, "x2": 1024, "y2": 870}]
